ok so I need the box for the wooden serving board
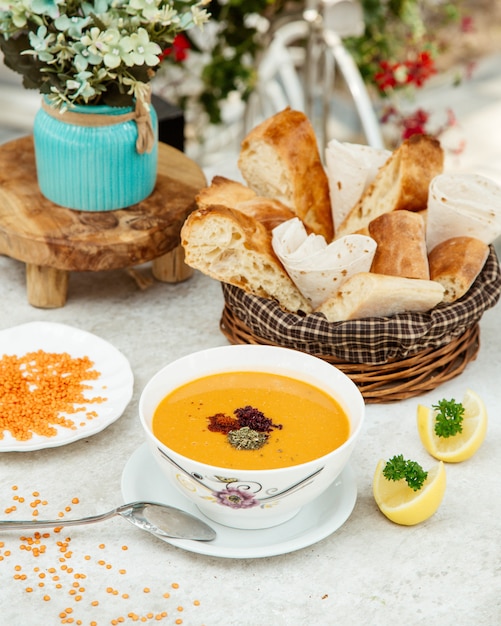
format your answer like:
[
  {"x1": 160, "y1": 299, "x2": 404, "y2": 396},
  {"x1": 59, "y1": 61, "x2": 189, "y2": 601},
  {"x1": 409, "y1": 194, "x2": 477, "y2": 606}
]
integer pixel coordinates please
[{"x1": 0, "y1": 136, "x2": 206, "y2": 307}]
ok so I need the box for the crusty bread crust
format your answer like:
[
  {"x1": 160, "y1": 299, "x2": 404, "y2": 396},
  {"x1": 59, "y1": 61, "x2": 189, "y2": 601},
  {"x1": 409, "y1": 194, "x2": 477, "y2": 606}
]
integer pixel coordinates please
[
  {"x1": 336, "y1": 135, "x2": 444, "y2": 237},
  {"x1": 181, "y1": 205, "x2": 312, "y2": 313},
  {"x1": 238, "y1": 108, "x2": 334, "y2": 241},
  {"x1": 196, "y1": 176, "x2": 256, "y2": 209},
  {"x1": 196, "y1": 176, "x2": 297, "y2": 231},
  {"x1": 428, "y1": 236, "x2": 489, "y2": 302},
  {"x1": 369, "y1": 210, "x2": 430, "y2": 279},
  {"x1": 315, "y1": 272, "x2": 444, "y2": 321}
]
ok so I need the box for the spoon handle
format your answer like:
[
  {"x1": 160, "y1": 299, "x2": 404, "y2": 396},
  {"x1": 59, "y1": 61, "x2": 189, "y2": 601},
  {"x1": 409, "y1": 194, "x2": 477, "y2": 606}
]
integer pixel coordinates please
[{"x1": 0, "y1": 509, "x2": 117, "y2": 530}]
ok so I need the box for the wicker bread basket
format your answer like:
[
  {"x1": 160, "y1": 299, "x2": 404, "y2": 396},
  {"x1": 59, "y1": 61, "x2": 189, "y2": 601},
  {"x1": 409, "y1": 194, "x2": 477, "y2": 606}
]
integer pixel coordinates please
[{"x1": 220, "y1": 246, "x2": 501, "y2": 403}]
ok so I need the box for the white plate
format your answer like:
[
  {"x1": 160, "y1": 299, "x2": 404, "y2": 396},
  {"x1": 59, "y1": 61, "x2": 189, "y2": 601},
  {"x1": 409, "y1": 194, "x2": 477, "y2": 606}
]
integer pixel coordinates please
[
  {"x1": 121, "y1": 444, "x2": 358, "y2": 559},
  {"x1": 0, "y1": 322, "x2": 134, "y2": 451}
]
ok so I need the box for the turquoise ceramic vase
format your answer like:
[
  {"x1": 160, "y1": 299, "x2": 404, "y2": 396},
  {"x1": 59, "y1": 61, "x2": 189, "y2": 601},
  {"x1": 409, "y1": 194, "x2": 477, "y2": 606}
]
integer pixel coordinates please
[{"x1": 33, "y1": 100, "x2": 158, "y2": 211}]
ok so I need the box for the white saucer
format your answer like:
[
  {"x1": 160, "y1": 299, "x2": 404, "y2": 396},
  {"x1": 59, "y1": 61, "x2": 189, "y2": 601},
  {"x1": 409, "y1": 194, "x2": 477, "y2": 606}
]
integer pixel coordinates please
[{"x1": 121, "y1": 444, "x2": 358, "y2": 559}]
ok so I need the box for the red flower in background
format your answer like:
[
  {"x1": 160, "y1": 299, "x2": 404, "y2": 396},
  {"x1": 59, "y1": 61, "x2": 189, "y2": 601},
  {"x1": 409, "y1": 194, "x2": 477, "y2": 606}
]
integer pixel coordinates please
[
  {"x1": 374, "y1": 51, "x2": 437, "y2": 93},
  {"x1": 374, "y1": 60, "x2": 400, "y2": 91},
  {"x1": 461, "y1": 15, "x2": 475, "y2": 33},
  {"x1": 400, "y1": 108, "x2": 430, "y2": 139},
  {"x1": 404, "y1": 51, "x2": 437, "y2": 88},
  {"x1": 380, "y1": 104, "x2": 461, "y2": 148},
  {"x1": 160, "y1": 34, "x2": 191, "y2": 63}
]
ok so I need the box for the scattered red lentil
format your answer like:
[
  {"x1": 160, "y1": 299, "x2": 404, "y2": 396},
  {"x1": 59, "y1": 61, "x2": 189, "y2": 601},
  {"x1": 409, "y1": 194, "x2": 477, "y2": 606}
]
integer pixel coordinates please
[
  {"x1": 0, "y1": 350, "x2": 106, "y2": 441},
  {"x1": 2, "y1": 486, "x2": 205, "y2": 623}
]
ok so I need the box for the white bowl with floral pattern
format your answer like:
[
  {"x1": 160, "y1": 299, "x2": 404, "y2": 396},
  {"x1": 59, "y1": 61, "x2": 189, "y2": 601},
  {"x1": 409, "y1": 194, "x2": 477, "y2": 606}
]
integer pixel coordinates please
[{"x1": 139, "y1": 345, "x2": 365, "y2": 530}]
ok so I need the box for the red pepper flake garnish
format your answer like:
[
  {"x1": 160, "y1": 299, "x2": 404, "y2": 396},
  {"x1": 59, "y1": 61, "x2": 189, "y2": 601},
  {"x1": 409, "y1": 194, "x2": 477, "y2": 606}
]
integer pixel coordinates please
[{"x1": 207, "y1": 413, "x2": 239, "y2": 434}]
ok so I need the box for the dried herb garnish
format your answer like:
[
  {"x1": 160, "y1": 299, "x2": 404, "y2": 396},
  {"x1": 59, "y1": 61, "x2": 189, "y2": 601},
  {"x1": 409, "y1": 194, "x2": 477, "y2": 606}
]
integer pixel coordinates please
[{"x1": 227, "y1": 427, "x2": 269, "y2": 450}]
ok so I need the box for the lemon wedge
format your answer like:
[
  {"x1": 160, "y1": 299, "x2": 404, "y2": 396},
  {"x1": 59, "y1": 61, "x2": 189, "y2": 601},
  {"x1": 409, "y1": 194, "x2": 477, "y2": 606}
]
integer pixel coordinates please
[
  {"x1": 417, "y1": 389, "x2": 488, "y2": 463},
  {"x1": 373, "y1": 459, "x2": 446, "y2": 525}
]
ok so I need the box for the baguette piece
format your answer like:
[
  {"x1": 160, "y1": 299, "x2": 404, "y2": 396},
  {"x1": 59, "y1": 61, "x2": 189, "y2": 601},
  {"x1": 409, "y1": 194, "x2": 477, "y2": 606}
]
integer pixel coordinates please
[
  {"x1": 238, "y1": 108, "x2": 334, "y2": 241},
  {"x1": 428, "y1": 236, "x2": 489, "y2": 302},
  {"x1": 336, "y1": 135, "x2": 444, "y2": 237},
  {"x1": 181, "y1": 205, "x2": 312, "y2": 313},
  {"x1": 196, "y1": 175, "x2": 297, "y2": 231},
  {"x1": 369, "y1": 210, "x2": 429, "y2": 279},
  {"x1": 316, "y1": 272, "x2": 444, "y2": 321}
]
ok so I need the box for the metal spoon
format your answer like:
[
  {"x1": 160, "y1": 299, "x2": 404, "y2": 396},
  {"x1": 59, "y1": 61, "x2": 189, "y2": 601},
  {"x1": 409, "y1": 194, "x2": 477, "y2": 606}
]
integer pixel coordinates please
[{"x1": 0, "y1": 501, "x2": 216, "y2": 542}]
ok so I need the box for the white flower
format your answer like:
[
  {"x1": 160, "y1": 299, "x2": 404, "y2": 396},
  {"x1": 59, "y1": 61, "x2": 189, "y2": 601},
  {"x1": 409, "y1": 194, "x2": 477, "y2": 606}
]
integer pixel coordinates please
[
  {"x1": 122, "y1": 27, "x2": 161, "y2": 67},
  {"x1": 0, "y1": 0, "x2": 211, "y2": 108}
]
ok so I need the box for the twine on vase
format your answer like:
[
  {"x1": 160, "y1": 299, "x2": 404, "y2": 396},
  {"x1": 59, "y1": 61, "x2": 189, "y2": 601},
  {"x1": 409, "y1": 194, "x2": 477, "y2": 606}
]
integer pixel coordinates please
[{"x1": 41, "y1": 88, "x2": 155, "y2": 154}]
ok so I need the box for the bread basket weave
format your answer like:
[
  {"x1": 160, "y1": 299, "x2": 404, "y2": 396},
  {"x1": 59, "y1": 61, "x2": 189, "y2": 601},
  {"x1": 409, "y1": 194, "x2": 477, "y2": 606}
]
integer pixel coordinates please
[{"x1": 220, "y1": 246, "x2": 501, "y2": 403}]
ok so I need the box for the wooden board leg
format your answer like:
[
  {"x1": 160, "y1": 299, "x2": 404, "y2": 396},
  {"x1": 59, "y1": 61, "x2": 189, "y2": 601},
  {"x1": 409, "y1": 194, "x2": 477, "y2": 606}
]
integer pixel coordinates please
[
  {"x1": 26, "y1": 264, "x2": 69, "y2": 308},
  {"x1": 152, "y1": 245, "x2": 193, "y2": 283}
]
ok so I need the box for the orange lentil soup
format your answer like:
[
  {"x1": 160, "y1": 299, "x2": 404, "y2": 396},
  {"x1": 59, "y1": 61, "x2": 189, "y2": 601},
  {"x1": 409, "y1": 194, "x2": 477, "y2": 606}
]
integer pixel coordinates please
[{"x1": 152, "y1": 371, "x2": 350, "y2": 470}]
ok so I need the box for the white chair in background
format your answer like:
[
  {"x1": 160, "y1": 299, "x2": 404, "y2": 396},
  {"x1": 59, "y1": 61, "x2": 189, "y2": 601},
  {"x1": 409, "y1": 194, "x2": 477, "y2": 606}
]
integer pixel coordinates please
[{"x1": 245, "y1": 0, "x2": 384, "y2": 151}]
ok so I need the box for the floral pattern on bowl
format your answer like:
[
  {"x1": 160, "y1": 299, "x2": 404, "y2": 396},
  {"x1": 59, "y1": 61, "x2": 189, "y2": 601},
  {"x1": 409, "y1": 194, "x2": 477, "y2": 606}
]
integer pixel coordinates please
[{"x1": 158, "y1": 447, "x2": 324, "y2": 511}]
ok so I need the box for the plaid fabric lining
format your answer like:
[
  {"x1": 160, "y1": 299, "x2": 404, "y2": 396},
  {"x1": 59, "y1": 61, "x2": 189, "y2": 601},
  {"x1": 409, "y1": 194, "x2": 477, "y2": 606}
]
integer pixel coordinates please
[{"x1": 222, "y1": 246, "x2": 501, "y2": 365}]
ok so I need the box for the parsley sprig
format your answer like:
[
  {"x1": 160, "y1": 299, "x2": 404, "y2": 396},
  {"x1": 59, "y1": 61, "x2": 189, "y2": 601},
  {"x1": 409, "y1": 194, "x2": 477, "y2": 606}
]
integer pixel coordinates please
[
  {"x1": 432, "y1": 398, "x2": 464, "y2": 438},
  {"x1": 383, "y1": 455, "x2": 428, "y2": 491}
]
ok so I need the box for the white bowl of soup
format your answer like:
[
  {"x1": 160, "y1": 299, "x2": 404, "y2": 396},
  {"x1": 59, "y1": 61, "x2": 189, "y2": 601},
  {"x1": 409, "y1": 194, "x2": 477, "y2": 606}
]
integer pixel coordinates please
[{"x1": 139, "y1": 345, "x2": 365, "y2": 530}]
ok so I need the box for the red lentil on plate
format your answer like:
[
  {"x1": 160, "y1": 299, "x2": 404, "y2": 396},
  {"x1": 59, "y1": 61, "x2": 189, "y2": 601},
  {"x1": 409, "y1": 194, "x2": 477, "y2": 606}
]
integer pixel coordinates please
[{"x1": 0, "y1": 350, "x2": 107, "y2": 441}]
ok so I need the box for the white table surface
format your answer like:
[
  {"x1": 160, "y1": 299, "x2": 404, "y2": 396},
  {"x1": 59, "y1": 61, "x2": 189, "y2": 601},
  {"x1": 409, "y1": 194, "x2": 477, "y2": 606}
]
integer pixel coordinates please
[{"x1": 0, "y1": 235, "x2": 500, "y2": 626}]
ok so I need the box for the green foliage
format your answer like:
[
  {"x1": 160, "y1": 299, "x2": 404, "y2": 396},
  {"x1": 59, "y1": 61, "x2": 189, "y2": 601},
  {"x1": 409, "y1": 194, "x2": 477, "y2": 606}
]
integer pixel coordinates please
[
  {"x1": 177, "y1": 0, "x2": 463, "y2": 124},
  {"x1": 189, "y1": 0, "x2": 279, "y2": 124},
  {"x1": 343, "y1": 0, "x2": 460, "y2": 89}
]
